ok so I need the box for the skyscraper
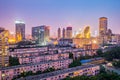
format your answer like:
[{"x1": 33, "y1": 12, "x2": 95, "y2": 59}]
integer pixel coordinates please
[
  {"x1": 32, "y1": 25, "x2": 50, "y2": 45},
  {"x1": 99, "y1": 17, "x2": 107, "y2": 36},
  {"x1": 15, "y1": 20, "x2": 25, "y2": 42},
  {"x1": 99, "y1": 17, "x2": 108, "y2": 45},
  {"x1": 62, "y1": 28, "x2": 66, "y2": 39},
  {"x1": 58, "y1": 28, "x2": 61, "y2": 39},
  {"x1": 66, "y1": 27, "x2": 72, "y2": 39},
  {"x1": 0, "y1": 28, "x2": 9, "y2": 67}
]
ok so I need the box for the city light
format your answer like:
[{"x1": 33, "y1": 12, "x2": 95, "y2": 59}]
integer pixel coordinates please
[
  {"x1": 0, "y1": 0, "x2": 120, "y2": 80},
  {"x1": 92, "y1": 40, "x2": 97, "y2": 44},
  {"x1": 15, "y1": 20, "x2": 25, "y2": 24}
]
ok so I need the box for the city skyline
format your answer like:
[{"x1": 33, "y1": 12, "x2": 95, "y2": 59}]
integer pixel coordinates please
[{"x1": 0, "y1": 0, "x2": 120, "y2": 37}]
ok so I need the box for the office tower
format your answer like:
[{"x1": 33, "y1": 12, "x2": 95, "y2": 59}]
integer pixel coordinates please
[
  {"x1": 15, "y1": 20, "x2": 25, "y2": 42},
  {"x1": 58, "y1": 28, "x2": 61, "y2": 39},
  {"x1": 45, "y1": 26, "x2": 50, "y2": 42},
  {"x1": 32, "y1": 25, "x2": 50, "y2": 45},
  {"x1": 99, "y1": 17, "x2": 108, "y2": 45},
  {"x1": 99, "y1": 17, "x2": 107, "y2": 36},
  {"x1": 62, "y1": 28, "x2": 66, "y2": 38},
  {"x1": 0, "y1": 28, "x2": 9, "y2": 67},
  {"x1": 66, "y1": 27, "x2": 72, "y2": 39}
]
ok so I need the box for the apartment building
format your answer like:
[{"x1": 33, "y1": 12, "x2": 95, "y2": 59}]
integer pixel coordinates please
[
  {"x1": 0, "y1": 59, "x2": 72, "y2": 80},
  {"x1": 17, "y1": 64, "x2": 100, "y2": 80},
  {"x1": 19, "y1": 53, "x2": 69, "y2": 64}
]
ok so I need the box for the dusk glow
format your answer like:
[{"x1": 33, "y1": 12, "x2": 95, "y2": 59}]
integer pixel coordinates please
[
  {"x1": 1, "y1": 1, "x2": 120, "y2": 80},
  {"x1": 0, "y1": 0, "x2": 120, "y2": 36}
]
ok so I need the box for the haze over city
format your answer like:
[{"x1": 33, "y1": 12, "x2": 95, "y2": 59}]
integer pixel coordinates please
[{"x1": 0, "y1": 0, "x2": 120, "y2": 37}]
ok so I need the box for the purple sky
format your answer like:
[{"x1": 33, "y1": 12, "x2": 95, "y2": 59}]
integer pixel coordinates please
[{"x1": 0, "y1": 0, "x2": 120, "y2": 37}]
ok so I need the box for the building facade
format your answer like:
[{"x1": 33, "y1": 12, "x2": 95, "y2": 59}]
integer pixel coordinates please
[
  {"x1": 58, "y1": 28, "x2": 61, "y2": 39},
  {"x1": 32, "y1": 25, "x2": 50, "y2": 46},
  {"x1": 62, "y1": 28, "x2": 66, "y2": 39},
  {"x1": 17, "y1": 64, "x2": 100, "y2": 80},
  {"x1": 19, "y1": 53, "x2": 69, "y2": 64},
  {"x1": 15, "y1": 20, "x2": 25, "y2": 42},
  {"x1": 99, "y1": 17, "x2": 108, "y2": 45},
  {"x1": 0, "y1": 28, "x2": 9, "y2": 67},
  {"x1": 66, "y1": 27, "x2": 72, "y2": 39},
  {"x1": 99, "y1": 17, "x2": 107, "y2": 36},
  {"x1": 0, "y1": 59, "x2": 72, "y2": 80}
]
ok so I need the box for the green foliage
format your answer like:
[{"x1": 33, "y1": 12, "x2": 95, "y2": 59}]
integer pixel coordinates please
[
  {"x1": 64, "y1": 72, "x2": 120, "y2": 80},
  {"x1": 99, "y1": 65, "x2": 106, "y2": 74},
  {"x1": 35, "y1": 71, "x2": 42, "y2": 75},
  {"x1": 12, "y1": 71, "x2": 34, "y2": 80},
  {"x1": 69, "y1": 52, "x2": 73, "y2": 59},
  {"x1": 103, "y1": 47, "x2": 120, "y2": 61},
  {"x1": 9, "y1": 56, "x2": 20, "y2": 66},
  {"x1": 113, "y1": 60, "x2": 120, "y2": 68},
  {"x1": 96, "y1": 49, "x2": 103, "y2": 56},
  {"x1": 69, "y1": 60, "x2": 81, "y2": 68},
  {"x1": 43, "y1": 67, "x2": 55, "y2": 73}
]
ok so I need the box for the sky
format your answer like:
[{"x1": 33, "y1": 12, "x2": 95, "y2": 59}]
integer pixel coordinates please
[{"x1": 0, "y1": 0, "x2": 120, "y2": 37}]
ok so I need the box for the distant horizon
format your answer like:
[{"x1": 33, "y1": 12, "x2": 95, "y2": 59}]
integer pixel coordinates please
[{"x1": 0, "y1": 0, "x2": 120, "y2": 37}]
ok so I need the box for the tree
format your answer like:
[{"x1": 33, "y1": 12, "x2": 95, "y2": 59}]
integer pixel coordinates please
[
  {"x1": 102, "y1": 47, "x2": 120, "y2": 61},
  {"x1": 9, "y1": 56, "x2": 20, "y2": 66},
  {"x1": 69, "y1": 52, "x2": 73, "y2": 59},
  {"x1": 113, "y1": 61, "x2": 120, "y2": 68},
  {"x1": 43, "y1": 67, "x2": 55, "y2": 73},
  {"x1": 35, "y1": 71, "x2": 42, "y2": 75},
  {"x1": 69, "y1": 60, "x2": 81, "y2": 68},
  {"x1": 96, "y1": 49, "x2": 103, "y2": 56}
]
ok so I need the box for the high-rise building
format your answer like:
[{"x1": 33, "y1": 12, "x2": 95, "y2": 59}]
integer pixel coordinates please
[
  {"x1": 0, "y1": 28, "x2": 9, "y2": 67},
  {"x1": 99, "y1": 17, "x2": 107, "y2": 36},
  {"x1": 32, "y1": 25, "x2": 50, "y2": 45},
  {"x1": 58, "y1": 28, "x2": 61, "y2": 39},
  {"x1": 15, "y1": 20, "x2": 25, "y2": 42},
  {"x1": 62, "y1": 28, "x2": 66, "y2": 39},
  {"x1": 99, "y1": 17, "x2": 108, "y2": 45},
  {"x1": 66, "y1": 27, "x2": 72, "y2": 39}
]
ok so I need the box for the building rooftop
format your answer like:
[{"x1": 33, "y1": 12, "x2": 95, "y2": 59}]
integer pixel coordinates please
[{"x1": 80, "y1": 57, "x2": 104, "y2": 64}]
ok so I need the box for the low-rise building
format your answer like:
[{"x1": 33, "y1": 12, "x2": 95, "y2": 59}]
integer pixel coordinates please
[
  {"x1": 19, "y1": 53, "x2": 69, "y2": 64},
  {"x1": 17, "y1": 64, "x2": 100, "y2": 80},
  {"x1": 0, "y1": 59, "x2": 72, "y2": 80}
]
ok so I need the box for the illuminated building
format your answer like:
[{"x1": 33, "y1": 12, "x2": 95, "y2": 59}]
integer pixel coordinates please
[
  {"x1": 0, "y1": 28, "x2": 9, "y2": 67},
  {"x1": 9, "y1": 32, "x2": 16, "y2": 44},
  {"x1": 106, "y1": 29, "x2": 112, "y2": 42},
  {"x1": 99, "y1": 17, "x2": 107, "y2": 36},
  {"x1": 45, "y1": 26, "x2": 50, "y2": 42},
  {"x1": 66, "y1": 27, "x2": 72, "y2": 39},
  {"x1": 75, "y1": 26, "x2": 91, "y2": 39},
  {"x1": 15, "y1": 20, "x2": 25, "y2": 42},
  {"x1": 32, "y1": 25, "x2": 50, "y2": 45},
  {"x1": 99, "y1": 17, "x2": 108, "y2": 45},
  {"x1": 62, "y1": 28, "x2": 66, "y2": 38},
  {"x1": 73, "y1": 26, "x2": 96, "y2": 48},
  {"x1": 58, "y1": 38, "x2": 73, "y2": 46},
  {"x1": 84, "y1": 26, "x2": 91, "y2": 38},
  {"x1": 58, "y1": 28, "x2": 61, "y2": 39}
]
